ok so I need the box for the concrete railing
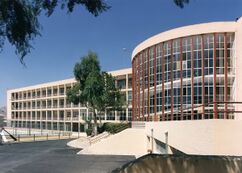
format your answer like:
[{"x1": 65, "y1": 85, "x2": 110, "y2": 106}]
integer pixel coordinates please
[
  {"x1": 112, "y1": 154, "x2": 242, "y2": 173},
  {"x1": 88, "y1": 132, "x2": 110, "y2": 145}
]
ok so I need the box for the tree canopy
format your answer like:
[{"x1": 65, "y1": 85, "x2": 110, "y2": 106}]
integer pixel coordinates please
[
  {"x1": 67, "y1": 51, "x2": 124, "y2": 135},
  {"x1": 0, "y1": 0, "x2": 189, "y2": 63},
  {"x1": 0, "y1": 0, "x2": 109, "y2": 63},
  {"x1": 173, "y1": 0, "x2": 189, "y2": 8}
]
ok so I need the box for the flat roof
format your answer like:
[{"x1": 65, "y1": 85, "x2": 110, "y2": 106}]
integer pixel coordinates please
[
  {"x1": 8, "y1": 68, "x2": 132, "y2": 93},
  {"x1": 132, "y1": 19, "x2": 239, "y2": 60}
]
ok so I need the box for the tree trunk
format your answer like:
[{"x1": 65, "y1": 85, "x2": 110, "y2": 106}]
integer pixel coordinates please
[{"x1": 93, "y1": 109, "x2": 98, "y2": 136}]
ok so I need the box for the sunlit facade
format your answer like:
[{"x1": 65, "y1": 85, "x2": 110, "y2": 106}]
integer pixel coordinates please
[
  {"x1": 7, "y1": 68, "x2": 132, "y2": 132},
  {"x1": 132, "y1": 18, "x2": 242, "y2": 121}
]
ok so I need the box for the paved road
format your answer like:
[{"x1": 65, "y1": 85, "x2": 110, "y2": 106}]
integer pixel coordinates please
[{"x1": 0, "y1": 140, "x2": 135, "y2": 173}]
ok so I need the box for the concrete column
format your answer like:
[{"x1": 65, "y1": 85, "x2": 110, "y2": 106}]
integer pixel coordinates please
[
  {"x1": 126, "y1": 74, "x2": 129, "y2": 121},
  {"x1": 165, "y1": 131, "x2": 168, "y2": 155},
  {"x1": 78, "y1": 109, "x2": 80, "y2": 137},
  {"x1": 57, "y1": 110, "x2": 60, "y2": 131},
  {"x1": 71, "y1": 110, "x2": 73, "y2": 132},
  {"x1": 40, "y1": 110, "x2": 42, "y2": 134},
  {"x1": 78, "y1": 122, "x2": 80, "y2": 138},
  {"x1": 104, "y1": 109, "x2": 107, "y2": 121},
  {"x1": 86, "y1": 108, "x2": 89, "y2": 121},
  {"x1": 51, "y1": 110, "x2": 53, "y2": 132},
  {"x1": 151, "y1": 129, "x2": 154, "y2": 153}
]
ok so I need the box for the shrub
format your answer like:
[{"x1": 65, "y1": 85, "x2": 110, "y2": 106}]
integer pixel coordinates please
[
  {"x1": 85, "y1": 129, "x2": 93, "y2": 136},
  {"x1": 101, "y1": 122, "x2": 130, "y2": 134}
]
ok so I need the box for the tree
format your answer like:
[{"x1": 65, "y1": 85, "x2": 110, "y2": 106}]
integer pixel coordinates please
[
  {"x1": 0, "y1": 0, "x2": 109, "y2": 63},
  {"x1": 0, "y1": 0, "x2": 188, "y2": 63},
  {"x1": 173, "y1": 0, "x2": 189, "y2": 8},
  {"x1": 67, "y1": 51, "x2": 124, "y2": 135}
]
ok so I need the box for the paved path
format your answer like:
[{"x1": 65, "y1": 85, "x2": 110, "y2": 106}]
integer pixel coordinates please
[{"x1": 0, "y1": 140, "x2": 135, "y2": 173}]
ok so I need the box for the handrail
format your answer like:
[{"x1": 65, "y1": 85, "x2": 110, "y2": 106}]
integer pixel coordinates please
[{"x1": 89, "y1": 132, "x2": 110, "y2": 145}]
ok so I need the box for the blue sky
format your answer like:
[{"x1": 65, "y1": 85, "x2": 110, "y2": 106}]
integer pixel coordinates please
[{"x1": 0, "y1": 0, "x2": 242, "y2": 107}]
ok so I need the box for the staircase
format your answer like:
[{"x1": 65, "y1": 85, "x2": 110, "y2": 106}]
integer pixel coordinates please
[{"x1": 88, "y1": 132, "x2": 110, "y2": 145}]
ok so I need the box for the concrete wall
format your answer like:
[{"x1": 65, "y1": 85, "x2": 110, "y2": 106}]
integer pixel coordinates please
[
  {"x1": 235, "y1": 17, "x2": 242, "y2": 119},
  {"x1": 145, "y1": 120, "x2": 242, "y2": 156},
  {"x1": 113, "y1": 154, "x2": 242, "y2": 173}
]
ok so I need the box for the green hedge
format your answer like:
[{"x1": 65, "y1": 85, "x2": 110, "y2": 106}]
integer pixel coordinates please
[
  {"x1": 98, "y1": 123, "x2": 130, "y2": 134},
  {"x1": 85, "y1": 128, "x2": 93, "y2": 136}
]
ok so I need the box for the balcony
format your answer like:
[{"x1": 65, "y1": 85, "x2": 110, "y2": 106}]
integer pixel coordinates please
[
  {"x1": 42, "y1": 105, "x2": 46, "y2": 109},
  {"x1": 59, "y1": 104, "x2": 64, "y2": 108},
  {"x1": 42, "y1": 117, "x2": 47, "y2": 121},
  {"x1": 72, "y1": 117, "x2": 78, "y2": 121},
  {"x1": 53, "y1": 117, "x2": 58, "y2": 120},
  {"x1": 73, "y1": 104, "x2": 79, "y2": 107},
  {"x1": 47, "y1": 116, "x2": 52, "y2": 120},
  {"x1": 65, "y1": 117, "x2": 71, "y2": 121},
  {"x1": 59, "y1": 92, "x2": 65, "y2": 96}
]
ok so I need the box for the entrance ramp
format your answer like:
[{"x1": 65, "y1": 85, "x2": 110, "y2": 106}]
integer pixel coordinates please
[{"x1": 78, "y1": 128, "x2": 147, "y2": 157}]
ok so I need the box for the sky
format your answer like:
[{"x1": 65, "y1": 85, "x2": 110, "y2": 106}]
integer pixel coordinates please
[{"x1": 0, "y1": 0, "x2": 242, "y2": 107}]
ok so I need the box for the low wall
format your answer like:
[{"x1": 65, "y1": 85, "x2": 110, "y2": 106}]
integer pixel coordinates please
[
  {"x1": 112, "y1": 154, "x2": 242, "y2": 173},
  {"x1": 145, "y1": 120, "x2": 242, "y2": 156}
]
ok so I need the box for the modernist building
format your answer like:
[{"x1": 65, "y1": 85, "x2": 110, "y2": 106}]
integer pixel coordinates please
[
  {"x1": 7, "y1": 68, "x2": 132, "y2": 132},
  {"x1": 132, "y1": 18, "x2": 242, "y2": 122}
]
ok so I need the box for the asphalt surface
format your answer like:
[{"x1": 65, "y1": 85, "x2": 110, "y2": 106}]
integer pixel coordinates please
[{"x1": 0, "y1": 140, "x2": 135, "y2": 173}]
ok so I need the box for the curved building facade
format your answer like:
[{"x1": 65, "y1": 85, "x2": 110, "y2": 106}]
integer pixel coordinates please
[{"x1": 132, "y1": 18, "x2": 242, "y2": 121}]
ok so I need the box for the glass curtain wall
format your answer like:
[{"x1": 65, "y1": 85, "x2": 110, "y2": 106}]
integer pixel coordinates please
[{"x1": 132, "y1": 32, "x2": 235, "y2": 121}]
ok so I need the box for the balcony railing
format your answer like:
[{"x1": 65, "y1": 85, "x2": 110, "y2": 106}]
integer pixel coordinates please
[
  {"x1": 53, "y1": 117, "x2": 58, "y2": 120},
  {"x1": 59, "y1": 92, "x2": 65, "y2": 95},
  {"x1": 47, "y1": 117, "x2": 52, "y2": 120},
  {"x1": 52, "y1": 105, "x2": 58, "y2": 108},
  {"x1": 59, "y1": 105, "x2": 64, "y2": 108},
  {"x1": 59, "y1": 117, "x2": 64, "y2": 121},
  {"x1": 72, "y1": 117, "x2": 78, "y2": 121},
  {"x1": 65, "y1": 117, "x2": 71, "y2": 121}
]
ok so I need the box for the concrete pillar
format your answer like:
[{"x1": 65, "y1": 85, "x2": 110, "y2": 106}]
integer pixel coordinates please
[{"x1": 165, "y1": 131, "x2": 168, "y2": 155}]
